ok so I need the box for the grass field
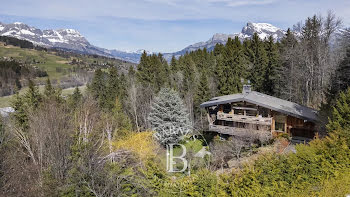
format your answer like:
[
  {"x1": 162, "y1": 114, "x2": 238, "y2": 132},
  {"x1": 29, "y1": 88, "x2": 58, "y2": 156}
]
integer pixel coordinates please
[
  {"x1": 0, "y1": 43, "x2": 74, "y2": 80},
  {"x1": 0, "y1": 42, "x2": 134, "y2": 108}
]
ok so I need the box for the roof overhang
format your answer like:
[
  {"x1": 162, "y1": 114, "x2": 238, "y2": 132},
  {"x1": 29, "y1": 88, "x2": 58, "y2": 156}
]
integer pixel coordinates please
[{"x1": 200, "y1": 93, "x2": 319, "y2": 123}]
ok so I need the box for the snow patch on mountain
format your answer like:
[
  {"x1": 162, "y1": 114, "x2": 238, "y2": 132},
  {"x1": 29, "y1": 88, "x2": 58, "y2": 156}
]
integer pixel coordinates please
[
  {"x1": 20, "y1": 29, "x2": 35, "y2": 36},
  {"x1": 0, "y1": 21, "x2": 149, "y2": 63},
  {"x1": 0, "y1": 21, "x2": 288, "y2": 63}
]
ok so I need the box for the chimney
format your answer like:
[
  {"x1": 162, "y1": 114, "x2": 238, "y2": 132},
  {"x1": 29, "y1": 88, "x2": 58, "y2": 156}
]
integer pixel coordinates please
[{"x1": 242, "y1": 84, "x2": 252, "y2": 94}]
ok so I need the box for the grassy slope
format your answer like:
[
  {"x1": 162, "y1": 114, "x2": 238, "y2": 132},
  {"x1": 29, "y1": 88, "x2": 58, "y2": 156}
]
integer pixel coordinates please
[
  {"x1": 0, "y1": 42, "x2": 135, "y2": 107},
  {"x1": 0, "y1": 43, "x2": 73, "y2": 80},
  {"x1": 0, "y1": 43, "x2": 80, "y2": 107},
  {"x1": 0, "y1": 85, "x2": 87, "y2": 108}
]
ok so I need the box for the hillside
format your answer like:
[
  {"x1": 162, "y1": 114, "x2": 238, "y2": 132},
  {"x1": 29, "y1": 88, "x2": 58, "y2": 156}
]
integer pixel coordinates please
[
  {"x1": 0, "y1": 21, "x2": 150, "y2": 63},
  {"x1": 0, "y1": 38, "x2": 136, "y2": 105}
]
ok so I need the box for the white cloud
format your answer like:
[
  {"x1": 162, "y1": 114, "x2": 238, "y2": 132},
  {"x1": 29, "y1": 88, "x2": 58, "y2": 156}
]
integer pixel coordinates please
[{"x1": 226, "y1": 0, "x2": 276, "y2": 7}]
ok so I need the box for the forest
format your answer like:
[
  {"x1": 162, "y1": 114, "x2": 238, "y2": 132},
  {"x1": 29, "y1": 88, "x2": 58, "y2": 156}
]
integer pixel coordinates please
[{"x1": 1, "y1": 12, "x2": 350, "y2": 196}]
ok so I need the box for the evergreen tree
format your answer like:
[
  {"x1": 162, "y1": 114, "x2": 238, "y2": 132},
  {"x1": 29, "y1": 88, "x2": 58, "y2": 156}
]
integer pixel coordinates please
[
  {"x1": 11, "y1": 91, "x2": 28, "y2": 130},
  {"x1": 216, "y1": 37, "x2": 246, "y2": 95},
  {"x1": 24, "y1": 79, "x2": 41, "y2": 109},
  {"x1": 119, "y1": 73, "x2": 128, "y2": 102},
  {"x1": 215, "y1": 54, "x2": 227, "y2": 95},
  {"x1": 106, "y1": 67, "x2": 120, "y2": 109},
  {"x1": 170, "y1": 55, "x2": 178, "y2": 72},
  {"x1": 194, "y1": 71, "x2": 210, "y2": 117},
  {"x1": 156, "y1": 53, "x2": 170, "y2": 89},
  {"x1": 68, "y1": 87, "x2": 82, "y2": 109},
  {"x1": 279, "y1": 28, "x2": 298, "y2": 100},
  {"x1": 248, "y1": 33, "x2": 268, "y2": 92},
  {"x1": 181, "y1": 55, "x2": 196, "y2": 94},
  {"x1": 112, "y1": 97, "x2": 132, "y2": 135},
  {"x1": 328, "y1": 47, "x2": 350, "y2": 103},
  {"x1": 44, "y1": 78, "x2": 54, "y2": 98},
  {"x1": 148, "y1": 88, "x2": 191, "y2": 145},
  {"x1": 137, "y1": 51, "x2": 153, "y2": 85},
  {"x1": 0, "y1": 116, "x2": 3, "y2": 145},
  {"x1": 262, "y1": 35, "x2": 280, "y2": 95},
  {"x1": 43, "y1": 78, "x2": 62, "y2": 102},
  {"x1": 213, "y1": 43, "x2": 225, "y2": 56},
  {"x1": 137, "y1": 52, "x2": 168, "y2": 92},
  {"x1": 225, "y1": 37, "x2": 246, "y2": 94},
  {"x1": 89, "y1": 69, "x2": 107, "y2": 108},
  {"x1": 327, "y1": 87, "x2": 350, "y2": 133}
]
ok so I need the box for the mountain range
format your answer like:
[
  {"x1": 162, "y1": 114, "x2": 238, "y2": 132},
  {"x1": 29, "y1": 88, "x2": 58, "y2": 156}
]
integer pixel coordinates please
[
  {"x1": 163, "y1": 22, "x2": 286, "y2": 60},
  {"x1": 0, "y1": 21, "x2": 286, "y2": 63}
]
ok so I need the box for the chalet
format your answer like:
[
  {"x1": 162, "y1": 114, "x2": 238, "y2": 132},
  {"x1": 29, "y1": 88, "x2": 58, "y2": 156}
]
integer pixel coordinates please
[{"x1": 200, "y1": 85, "x2": 319, "y2": 140}]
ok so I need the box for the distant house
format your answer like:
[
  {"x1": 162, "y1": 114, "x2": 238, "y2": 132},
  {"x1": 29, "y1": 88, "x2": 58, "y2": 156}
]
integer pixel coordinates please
[{"x1": 200, "y1": 85, "x2": 319, "y2": 140}]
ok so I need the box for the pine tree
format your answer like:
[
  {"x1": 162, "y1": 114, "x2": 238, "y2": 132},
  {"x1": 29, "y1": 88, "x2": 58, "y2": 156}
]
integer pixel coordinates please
[
  {"x1": 215, "y1": 54, "x2": 227, "y2": 95},
  {"x1": 328, "y1": 47, "x2": 350, "y2": 103},
  {"x1": 119, "y1": 73, "x2": 128, "y2": 102},
  {"x1": 262, "y1": 35, "x2": 280, "y2": 95},
  {"x1": 68, "y1": 87, "x2": 82, "y2": 109},
  {"x1": 225, "y1": 37, "x2": 246, "y2": 94},
  {"x1": 194, "y1": 71, "x2": 210, "y2": 118},
  {"x1": 11, "y1": 91, "x2": 28, "y2": 130},
  {"x1": 327, "y1": 88, "x2": 350, "y2": 145},
  {"x1": 181, "y1": 55, "x2": 196, "y2": 94},
  {"x1": 44, "y1": 78, "x2": 54, "y2": 98},
  {"x1": 137, "y1": 52, "x2": 168, "y2": 92},
  {"x1": 89, "y1": 69, "x2": 107, "y2": 108},
  {"x1": 170, "y1": 55, "x2": 178, "y2": 72},
  {"x1": 112, "y1": 97, "x2": 132, "y2": 135},
  {"x1": 25, "y1": 79, "x2": 41, "y2": 109},
  {"x1": 249, "y1": 33, "x2": 268, "y2": 92},
  {"x1": 148, "y1": 88, "x2": 191, "y2": 145},
  {"x1": 106, "y1": 67, "x2": 120, "y2": 109},
  {"x1": 327, "y1": 87, "x2": 350, "y2": 132},
  {"x1": 0, "y1": 116, "x2": 3, "y2": 144},
  {"x1": 155, "y1": 53, "x2": 169, "y2": 90},
  {"x1": 43, "y1": 78, "x2": 62, "y2": 102},
  {"x1": 137, "y1": 51, "x2": 153, "y2": 86},
  {"x1": 216, "y1": 37, "x2": 246, "y2": 95}
]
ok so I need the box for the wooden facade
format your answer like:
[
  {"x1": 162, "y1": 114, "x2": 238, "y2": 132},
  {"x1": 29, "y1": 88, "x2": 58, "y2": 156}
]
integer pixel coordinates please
[{"x1": 205, "y1": 101, "x2": 317, "y2": 139}]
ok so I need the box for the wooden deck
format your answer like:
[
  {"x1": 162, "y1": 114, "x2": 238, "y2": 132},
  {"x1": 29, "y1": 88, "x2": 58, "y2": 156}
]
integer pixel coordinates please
[
  {"x1": 217, "y1": 112, "x2": 272, "y2": 126},
  {"x1": 208, "y1": 124, "x2": 270, "y2": 137}
]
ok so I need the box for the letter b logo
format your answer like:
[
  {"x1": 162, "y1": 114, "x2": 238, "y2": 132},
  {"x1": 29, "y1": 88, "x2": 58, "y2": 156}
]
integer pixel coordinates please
[{"x1": 166, "y1": 143, "x2": 188, "y2": 173}]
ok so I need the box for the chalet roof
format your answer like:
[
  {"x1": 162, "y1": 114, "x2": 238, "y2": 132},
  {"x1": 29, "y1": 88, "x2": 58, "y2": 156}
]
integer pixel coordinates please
[{"x1": 200, "y1": 91, "x2": 319, "y2": 122}]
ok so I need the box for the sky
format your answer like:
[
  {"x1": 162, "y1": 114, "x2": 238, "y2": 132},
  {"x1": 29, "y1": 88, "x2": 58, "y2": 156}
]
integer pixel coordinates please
[{"x1": 0, "y1": 0, "x2": 349, "y2": 53}]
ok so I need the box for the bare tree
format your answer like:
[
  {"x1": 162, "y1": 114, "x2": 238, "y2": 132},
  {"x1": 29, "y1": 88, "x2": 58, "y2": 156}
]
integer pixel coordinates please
[
  {"x1": 280, "y1": 11, "x2": 343, "y2": 107},
  {"x1": 127, "y1": 77, "x2": 140, "y2": 132}
]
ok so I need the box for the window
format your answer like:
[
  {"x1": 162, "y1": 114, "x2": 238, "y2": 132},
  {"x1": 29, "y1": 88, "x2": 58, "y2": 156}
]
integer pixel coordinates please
[
  {"x1": 275, "y1": 114, "x2": 286, "y2": 132},
  {"x1": 223, "y1": 104, "x2": 231, "y2": 113},
  {"x1": 275, "y1": 122, "x2": 285, "y2": 132}
]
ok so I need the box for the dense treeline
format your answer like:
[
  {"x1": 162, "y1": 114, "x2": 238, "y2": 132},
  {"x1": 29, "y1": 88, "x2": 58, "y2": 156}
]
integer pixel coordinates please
[
  {"x1": 0, "y1": 60, "x2": 48, "y2": 96},
  {"x1": 0, "y1": 12, "x2": 350, "y2": 196},
  {"x1": 1, "y1": 77, "x2": 350, "y2": 196},
  {"x1": 95, "y1": 12, "x2": 347, "y2": 132},
  {"x1": 0, "y1": 36, "x2": 34, "y2": 49}
]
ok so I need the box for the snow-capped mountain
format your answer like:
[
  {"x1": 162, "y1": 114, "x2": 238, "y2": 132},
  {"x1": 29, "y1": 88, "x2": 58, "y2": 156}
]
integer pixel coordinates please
[
  {"x1": 163, "y1": 22, "x2": 286, "y2": 60},
  {"x1": 0, "y1": 21, "x2": 286, "y2": 63},
  {"x1": 0, "y1": 22, "x2": 146, "y2": 63}
]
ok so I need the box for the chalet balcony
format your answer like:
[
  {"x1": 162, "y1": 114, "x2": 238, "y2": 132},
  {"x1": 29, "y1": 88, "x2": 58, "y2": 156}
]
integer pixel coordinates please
[
  {"x1": 208, "y1": 124, "x2": 270, "y2": 138},
  {"x1": 216, "y1": 112, "x2": 272, "y2": 126}
]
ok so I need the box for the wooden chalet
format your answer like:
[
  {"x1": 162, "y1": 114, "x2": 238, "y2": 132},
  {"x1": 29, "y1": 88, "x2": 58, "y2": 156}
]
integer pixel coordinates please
[{"x1": 200, "y1": 85, "x2": 319, "y2": 140}]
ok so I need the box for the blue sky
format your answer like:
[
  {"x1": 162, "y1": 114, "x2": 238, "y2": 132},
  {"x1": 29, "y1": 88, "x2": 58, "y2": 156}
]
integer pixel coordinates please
[{"x1": 0, "y1": 0, "x2": 349, "y2": 52}]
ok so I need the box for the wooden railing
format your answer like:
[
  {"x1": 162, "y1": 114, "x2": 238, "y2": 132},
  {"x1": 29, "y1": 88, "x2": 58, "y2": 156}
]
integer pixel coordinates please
[
  {"x1": 217, "y1": 112, "x2": 272, "y2": 126},
  {"x1": 208, "y1": 125, "x2": 270, "y2": 137}
]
